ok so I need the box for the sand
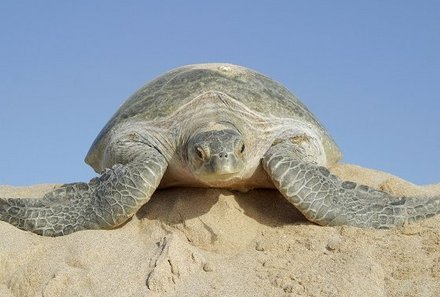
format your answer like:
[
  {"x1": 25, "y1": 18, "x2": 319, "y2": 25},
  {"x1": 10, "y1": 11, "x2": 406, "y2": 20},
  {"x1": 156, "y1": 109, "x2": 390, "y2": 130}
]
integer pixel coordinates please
[{"x1": 0, "y1": 163, "x2": 439, "y2": 297}]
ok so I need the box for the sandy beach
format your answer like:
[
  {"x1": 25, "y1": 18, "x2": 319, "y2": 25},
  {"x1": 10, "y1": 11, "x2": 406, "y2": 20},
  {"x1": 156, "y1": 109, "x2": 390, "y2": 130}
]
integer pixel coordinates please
[{"x1": 1, "y1": 163, "x2": 439, "y2": 297}]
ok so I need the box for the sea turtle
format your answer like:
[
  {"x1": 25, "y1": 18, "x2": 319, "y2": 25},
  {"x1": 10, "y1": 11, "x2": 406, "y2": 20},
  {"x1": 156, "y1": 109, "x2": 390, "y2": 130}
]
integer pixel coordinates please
[{"x1": 1, "y1": 63, "x2": 439, "y2": 236}]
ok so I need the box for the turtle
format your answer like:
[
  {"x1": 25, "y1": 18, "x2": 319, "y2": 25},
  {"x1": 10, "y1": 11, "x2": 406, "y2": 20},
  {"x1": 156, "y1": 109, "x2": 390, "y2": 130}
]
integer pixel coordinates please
[{"x1": 1, "y1": 63, "x2": 439, "y2": 237}]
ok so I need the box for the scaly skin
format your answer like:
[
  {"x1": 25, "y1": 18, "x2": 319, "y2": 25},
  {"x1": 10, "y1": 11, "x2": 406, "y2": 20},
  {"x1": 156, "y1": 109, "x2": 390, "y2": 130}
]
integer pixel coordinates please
[
  {"x1": 0, "y1": 148, "x2": 167, "y2": 236},
  {"x1": 263, "y1": 141, "x2": 440, "y2": 228}
]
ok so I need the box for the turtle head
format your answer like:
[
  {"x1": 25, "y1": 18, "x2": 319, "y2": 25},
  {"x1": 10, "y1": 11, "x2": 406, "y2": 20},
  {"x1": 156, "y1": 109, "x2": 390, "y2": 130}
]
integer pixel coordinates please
[{"x1": 186, "y1": 123, "x2": 246, "y2": 185}]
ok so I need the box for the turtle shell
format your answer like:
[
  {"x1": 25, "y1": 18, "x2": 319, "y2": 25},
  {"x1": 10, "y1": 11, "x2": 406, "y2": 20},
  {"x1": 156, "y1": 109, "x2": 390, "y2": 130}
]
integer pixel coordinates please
[{"x1": 85, "y1": 63, "x2": 341, "y2": 167}]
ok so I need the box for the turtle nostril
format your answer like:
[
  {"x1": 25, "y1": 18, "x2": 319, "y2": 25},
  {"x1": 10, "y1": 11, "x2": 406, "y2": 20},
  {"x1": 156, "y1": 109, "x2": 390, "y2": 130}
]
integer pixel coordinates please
[{"x1": 218, "y1": 152, "x2": 228, "y2": 159}]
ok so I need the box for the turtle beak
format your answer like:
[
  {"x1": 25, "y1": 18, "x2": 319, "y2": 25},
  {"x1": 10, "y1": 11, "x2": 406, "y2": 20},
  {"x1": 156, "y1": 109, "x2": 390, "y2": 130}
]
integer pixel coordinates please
[{"x1": 208, "y1": 153, "x2": 240, "y2": 175}]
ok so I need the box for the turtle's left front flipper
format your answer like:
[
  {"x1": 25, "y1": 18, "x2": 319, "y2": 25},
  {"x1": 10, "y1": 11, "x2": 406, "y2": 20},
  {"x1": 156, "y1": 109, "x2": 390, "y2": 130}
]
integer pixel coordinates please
[
  {"x1": 262, "y1": 141, "x2": 440, "y2": 228},
  {"x1": 0, "y1": 148, "x2": 167, "y2": 236}
]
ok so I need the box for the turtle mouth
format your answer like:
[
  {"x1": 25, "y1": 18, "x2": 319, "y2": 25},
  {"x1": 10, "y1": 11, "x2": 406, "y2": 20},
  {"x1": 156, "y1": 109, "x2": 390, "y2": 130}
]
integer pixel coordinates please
[
  {"x1": 190, "y1": 153, "x2": 244, "y2": 184},
  {"x1": 215, "y1": 172, "x2": 239, "y2": 180},
  {"x1": 195, "y1": 171, "x2": 243, "y2": 186},
  {"x1": 197, "y1": 173, "x2": 242, "y2": 187}
]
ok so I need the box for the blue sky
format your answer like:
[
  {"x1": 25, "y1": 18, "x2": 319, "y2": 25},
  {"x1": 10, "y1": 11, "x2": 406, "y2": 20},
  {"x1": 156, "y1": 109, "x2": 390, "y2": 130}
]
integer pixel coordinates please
[{"x1": 0, "y1": 1, "x2": 439, "y2": 186}]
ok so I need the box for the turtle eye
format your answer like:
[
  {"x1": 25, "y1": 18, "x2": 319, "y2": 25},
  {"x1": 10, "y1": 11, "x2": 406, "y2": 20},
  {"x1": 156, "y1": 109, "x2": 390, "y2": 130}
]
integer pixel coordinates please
[
  {"x1": 195, "y1": 147, "x2": 205, "y2": 160},
  {"x1": 240, "y1": 144, "x2": 245, "y2": 154}
]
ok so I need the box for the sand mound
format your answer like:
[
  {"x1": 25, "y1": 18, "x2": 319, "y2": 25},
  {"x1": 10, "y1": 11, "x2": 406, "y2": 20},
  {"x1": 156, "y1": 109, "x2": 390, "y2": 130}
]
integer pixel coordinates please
[{"x1": 1, "y1": 164, "x2": 439, "y2": 297}]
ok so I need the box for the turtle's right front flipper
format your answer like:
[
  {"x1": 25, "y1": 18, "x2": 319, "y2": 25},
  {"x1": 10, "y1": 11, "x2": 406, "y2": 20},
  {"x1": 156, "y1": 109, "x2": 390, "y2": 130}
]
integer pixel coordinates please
[{"x1": 0, "y1": 148, "x2": 167, "y2": 236}]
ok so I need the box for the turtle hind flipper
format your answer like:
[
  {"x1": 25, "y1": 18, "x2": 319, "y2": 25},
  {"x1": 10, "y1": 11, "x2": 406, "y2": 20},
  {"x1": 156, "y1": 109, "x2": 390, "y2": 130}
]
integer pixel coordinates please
[
  {"x1": 0, "y1": 149, "x2": 167, "y2": 236},
  {"x1": 262, "y1": 141, "x2": 440, "y2": 229}
]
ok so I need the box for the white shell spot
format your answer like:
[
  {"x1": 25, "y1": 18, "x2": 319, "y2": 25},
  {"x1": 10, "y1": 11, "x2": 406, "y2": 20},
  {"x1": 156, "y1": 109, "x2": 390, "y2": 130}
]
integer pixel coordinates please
[{"x1": 218, "y1": 65, "x2": 231, "y2": 72}]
